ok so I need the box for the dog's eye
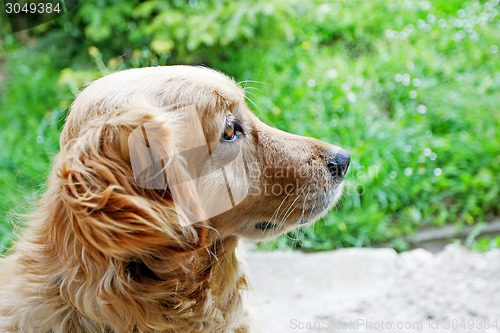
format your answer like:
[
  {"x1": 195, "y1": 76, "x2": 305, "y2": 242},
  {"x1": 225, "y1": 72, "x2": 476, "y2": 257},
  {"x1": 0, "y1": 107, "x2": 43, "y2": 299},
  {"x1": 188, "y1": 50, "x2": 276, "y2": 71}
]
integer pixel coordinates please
[{"x1": 222, "y1": 121, "x2": 243, "y2": 142}]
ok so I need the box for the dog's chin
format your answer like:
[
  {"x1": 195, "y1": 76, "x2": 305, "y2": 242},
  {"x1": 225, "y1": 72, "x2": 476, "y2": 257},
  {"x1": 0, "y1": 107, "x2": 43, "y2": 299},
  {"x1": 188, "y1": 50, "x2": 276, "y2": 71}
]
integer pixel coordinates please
[{"x1": 236, "y1": 182, "x2": 344, "y2": 241}]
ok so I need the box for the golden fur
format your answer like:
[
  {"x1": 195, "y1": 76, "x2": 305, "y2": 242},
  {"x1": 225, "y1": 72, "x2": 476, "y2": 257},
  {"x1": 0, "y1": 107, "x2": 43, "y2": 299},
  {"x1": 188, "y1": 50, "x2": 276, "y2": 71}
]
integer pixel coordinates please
[{"x1": 0, "y1": 66, "x2": 349, "y2": 332}]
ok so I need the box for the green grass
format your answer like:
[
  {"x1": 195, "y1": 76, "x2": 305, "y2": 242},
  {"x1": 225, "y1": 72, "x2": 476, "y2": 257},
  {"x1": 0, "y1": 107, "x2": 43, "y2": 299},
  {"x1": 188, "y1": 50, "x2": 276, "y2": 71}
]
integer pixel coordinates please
[
  {"x1": 1, "y1": 0, "x2": 499, "y2": 252},
  {"x1": 0, "y1": 46, "x2": 74, "y2": 251}
]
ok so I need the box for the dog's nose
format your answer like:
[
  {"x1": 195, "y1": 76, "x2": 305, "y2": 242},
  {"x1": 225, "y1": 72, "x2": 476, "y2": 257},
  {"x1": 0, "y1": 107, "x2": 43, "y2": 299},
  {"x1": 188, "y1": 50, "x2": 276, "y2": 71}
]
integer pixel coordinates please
[{"x1": 326, "y1": 148, "x2": 350, "y2": 178}]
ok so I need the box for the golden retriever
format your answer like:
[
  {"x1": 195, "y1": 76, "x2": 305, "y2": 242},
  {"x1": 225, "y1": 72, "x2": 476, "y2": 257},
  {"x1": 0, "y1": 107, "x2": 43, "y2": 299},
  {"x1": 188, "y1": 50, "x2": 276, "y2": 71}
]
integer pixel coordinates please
[{"x1": 0, "y1": 66, "x2": 350, "y2": 332}]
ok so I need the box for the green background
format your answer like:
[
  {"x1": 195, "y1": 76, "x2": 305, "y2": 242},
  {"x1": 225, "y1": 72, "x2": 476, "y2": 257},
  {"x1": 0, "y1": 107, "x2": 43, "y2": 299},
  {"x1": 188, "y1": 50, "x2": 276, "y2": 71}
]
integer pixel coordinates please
[{"x1": 1, "y1": 0, "x2": 499, "y2": 253}]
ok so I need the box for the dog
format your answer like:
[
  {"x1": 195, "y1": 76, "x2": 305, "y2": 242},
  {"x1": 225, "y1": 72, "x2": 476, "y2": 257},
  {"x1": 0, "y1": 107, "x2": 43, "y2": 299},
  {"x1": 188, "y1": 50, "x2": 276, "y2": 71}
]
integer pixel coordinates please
[{"x1": 0, "y1": 66, "x2": 350, "y2": 332}]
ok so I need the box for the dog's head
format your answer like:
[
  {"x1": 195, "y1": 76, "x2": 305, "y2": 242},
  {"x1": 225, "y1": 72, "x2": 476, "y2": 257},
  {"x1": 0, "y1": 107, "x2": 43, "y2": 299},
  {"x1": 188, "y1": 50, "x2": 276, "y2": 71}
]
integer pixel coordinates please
[{"x1": 59, "y1": 66, "x2": 349, "y2": 255}]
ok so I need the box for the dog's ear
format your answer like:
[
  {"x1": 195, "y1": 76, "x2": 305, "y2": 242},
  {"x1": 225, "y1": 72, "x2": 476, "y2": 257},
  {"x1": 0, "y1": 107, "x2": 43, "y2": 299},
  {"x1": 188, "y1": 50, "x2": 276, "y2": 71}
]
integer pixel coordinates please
[
  {"x1": 127, "y1": 106, "x2": 211, "y2": 228},
  {"x1": 58, "y1": 106, "x2": 210, "y2": 257}
]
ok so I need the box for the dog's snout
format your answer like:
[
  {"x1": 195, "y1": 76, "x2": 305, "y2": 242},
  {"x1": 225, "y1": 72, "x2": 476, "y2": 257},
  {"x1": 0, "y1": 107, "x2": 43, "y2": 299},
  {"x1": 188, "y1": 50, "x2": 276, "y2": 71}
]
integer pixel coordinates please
[{"x1": 326, "y1": 148, "x2": 350, "y2": 178}]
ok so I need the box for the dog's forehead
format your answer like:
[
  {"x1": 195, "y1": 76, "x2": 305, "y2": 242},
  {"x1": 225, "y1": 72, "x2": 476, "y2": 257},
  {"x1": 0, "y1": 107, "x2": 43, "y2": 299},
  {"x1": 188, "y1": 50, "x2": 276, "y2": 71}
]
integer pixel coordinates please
[
  {"x1": 83, "y1": 66, "x2": 245, "y2": 113},
  {"x1": 63, "y1": 66, "x2": 249, "y2": 144}
]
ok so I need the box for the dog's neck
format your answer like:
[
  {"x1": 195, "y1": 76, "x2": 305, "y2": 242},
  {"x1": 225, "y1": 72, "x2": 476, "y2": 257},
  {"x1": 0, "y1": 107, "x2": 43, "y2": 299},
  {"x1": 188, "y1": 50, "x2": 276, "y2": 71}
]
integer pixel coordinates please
[
  {"x1": 13, "y1": 216, "x2": 246, "y2": 332},
  {"x1": 4, "y1": 167, "x2": 248, "y2": 332}
]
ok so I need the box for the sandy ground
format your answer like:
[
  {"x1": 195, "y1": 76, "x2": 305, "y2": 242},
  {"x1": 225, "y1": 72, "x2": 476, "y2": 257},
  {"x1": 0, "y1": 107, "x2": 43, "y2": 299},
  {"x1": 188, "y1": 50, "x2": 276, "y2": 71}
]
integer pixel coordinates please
[{"x1": 242, "y1": 245, "x2": 500, "y2": 333}]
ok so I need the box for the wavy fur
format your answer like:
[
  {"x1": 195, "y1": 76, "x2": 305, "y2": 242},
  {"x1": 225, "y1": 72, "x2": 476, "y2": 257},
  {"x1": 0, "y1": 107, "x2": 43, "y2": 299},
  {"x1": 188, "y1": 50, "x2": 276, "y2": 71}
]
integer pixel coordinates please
[{"x1": 0, "y1": 66, "x2": 347, "y2": 332}]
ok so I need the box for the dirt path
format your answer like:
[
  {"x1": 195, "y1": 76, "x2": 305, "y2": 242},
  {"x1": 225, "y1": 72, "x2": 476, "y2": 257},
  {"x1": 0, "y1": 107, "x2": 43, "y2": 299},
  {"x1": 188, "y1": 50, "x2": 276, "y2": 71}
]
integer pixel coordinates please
[{"x1": 243, "y1": 245, "x2": 500, "y2": 332}]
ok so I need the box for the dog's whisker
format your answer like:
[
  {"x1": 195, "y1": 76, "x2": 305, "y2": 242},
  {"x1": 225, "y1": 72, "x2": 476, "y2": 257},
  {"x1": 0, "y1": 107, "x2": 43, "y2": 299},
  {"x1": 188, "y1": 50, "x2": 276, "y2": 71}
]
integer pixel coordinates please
[
  {"x1": 280, "y1": 185, "x2": 308, "y2": 224},
  {"x1": 285, "y1": 228, "x2": 301, "y2": 242},
  {"x1": 299, "y1": 189, "x2": 311, "y2": 224},
  {"x1": 267, "y1": 192, "x2": 296, "y2": 238},
  {"x1": 267, "y1": 189, "x2": 294, "y2": 227},
  {"x1": 242, "y1": 86, "x2": 265, "y2": 94},
  {"x1": 237, "y1": 80, "x2": 269, "y2": 86},
  {"x1": 293, "y1": 228, "x2": 303, "y2": 248},
  {"x1": 244, "y1": 90, "x2": 266, "y2": 105},
  {"x1": 271, "y1": 193, "x2": 298, "y2": 230},
  {"x1": 273, "y1": 185, "x2": 309, "y2": 237},
  {"x1": 279, "y1": 202, "x2": 298, "y2": 229},
  {"x1": 306, "y1": 195, "x2": 317, "y2": 224},
  {"x1": 243, "y1": 94, "x2": 259, "y2": 111}
]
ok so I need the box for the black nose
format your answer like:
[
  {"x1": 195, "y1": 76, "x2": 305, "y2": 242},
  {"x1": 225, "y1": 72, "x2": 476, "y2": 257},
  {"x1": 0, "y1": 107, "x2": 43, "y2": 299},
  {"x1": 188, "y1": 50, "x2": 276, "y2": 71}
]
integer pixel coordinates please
[{"x1": 327, "y1": 148, "x2": 350, "y2": 178}]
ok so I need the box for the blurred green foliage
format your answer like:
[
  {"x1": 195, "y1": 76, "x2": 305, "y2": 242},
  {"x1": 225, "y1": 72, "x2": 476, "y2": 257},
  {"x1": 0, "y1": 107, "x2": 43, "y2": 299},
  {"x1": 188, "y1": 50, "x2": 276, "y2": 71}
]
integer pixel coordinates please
[{"x1": 0, "y1": 0, "x2": 499, "y2": 252}]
